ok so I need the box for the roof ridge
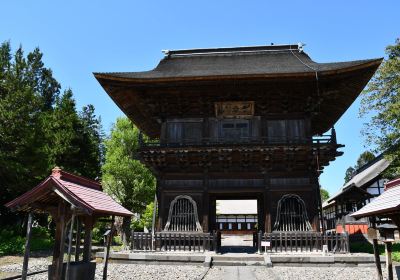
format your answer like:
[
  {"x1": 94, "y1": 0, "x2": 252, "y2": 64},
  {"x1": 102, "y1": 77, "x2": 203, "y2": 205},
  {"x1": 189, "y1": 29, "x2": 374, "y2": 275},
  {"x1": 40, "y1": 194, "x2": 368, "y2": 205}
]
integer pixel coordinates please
[{"x1": 165, "y1": 44, "x2": 301, "y2": 57}]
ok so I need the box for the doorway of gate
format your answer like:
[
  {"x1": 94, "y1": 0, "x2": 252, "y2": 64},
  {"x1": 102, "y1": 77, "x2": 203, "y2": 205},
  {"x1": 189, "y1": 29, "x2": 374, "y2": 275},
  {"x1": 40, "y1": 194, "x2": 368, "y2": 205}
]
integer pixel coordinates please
[{"x1": 214, "y1": 198, "x2": 259, "y2": 253}]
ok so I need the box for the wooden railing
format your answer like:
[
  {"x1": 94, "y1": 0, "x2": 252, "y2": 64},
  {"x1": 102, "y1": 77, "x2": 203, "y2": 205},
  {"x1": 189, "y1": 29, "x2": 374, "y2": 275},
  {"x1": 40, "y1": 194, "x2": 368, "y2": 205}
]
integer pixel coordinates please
[
  {"x1": 131, "y1": 231, "x2": 218, "y2": 252},
  {"x1": 139, "y1": 133, "x2": 336, "y2": 149},
  {"x1": 256, "y1": 231, "x2": 349, "y2": 253}
]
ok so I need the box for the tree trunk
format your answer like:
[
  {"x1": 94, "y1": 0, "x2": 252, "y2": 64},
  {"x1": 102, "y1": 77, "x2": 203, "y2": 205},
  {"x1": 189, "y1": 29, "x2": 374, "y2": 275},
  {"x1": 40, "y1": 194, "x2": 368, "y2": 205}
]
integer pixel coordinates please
[{"x1": 121, "y1": 216, "x2": 131, "y2": 248}]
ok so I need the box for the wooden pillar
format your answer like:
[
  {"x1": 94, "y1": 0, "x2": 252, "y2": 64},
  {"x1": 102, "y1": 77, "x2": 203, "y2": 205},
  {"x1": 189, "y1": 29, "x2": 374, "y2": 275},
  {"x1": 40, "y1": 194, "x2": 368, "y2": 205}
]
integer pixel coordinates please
[
  {"x1": 385, "y1": 242, "x2": 393, "y2": 280},
  {"x1": 21, "y1": 212, "x2": 33, "y2": 280},
  {"x1": 316, "y1": 178, "x2": 324, "y2": 233},
  {"x1": 51, "y1": 201, "x2": 67, "y2": 280},
  {"x1": 264, "y1": 174, "x2": 271, "y2": 233},
  {"x1": 202, "y1": 170, "x2": 209, "y2": 232},
  {"x1": 371, "y1": 218, "x2": 383, "y2": 280},
  {"x1": 209, "y1": 196, "x2": 216, "y2": 232},
  {"x1": 157, "y1": 177, "x2": 164, "y2": 231},
  {"x1": 65, "y1": 212, "x2": 75, "y2": 280},
  {"x1": 82, "y1": 216, "x2": 94, "y2": 263},
  {"x1": 103, "y1": 216, "x2": 115, "y2": 280},
  {"x1": 74, "y1": 219, "x2": 82, "y2": 262}
]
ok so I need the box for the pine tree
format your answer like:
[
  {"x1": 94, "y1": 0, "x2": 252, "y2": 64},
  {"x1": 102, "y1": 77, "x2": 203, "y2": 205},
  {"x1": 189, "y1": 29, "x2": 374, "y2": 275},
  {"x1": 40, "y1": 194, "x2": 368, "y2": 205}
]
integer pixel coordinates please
[{"x1": 0, "y1": 41, "x2": 103, "y2": 225}]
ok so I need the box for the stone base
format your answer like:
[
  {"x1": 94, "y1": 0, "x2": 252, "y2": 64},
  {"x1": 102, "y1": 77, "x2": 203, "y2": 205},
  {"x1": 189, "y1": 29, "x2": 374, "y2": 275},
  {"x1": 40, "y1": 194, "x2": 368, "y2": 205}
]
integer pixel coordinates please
[
  {"x1": 96, "y1": 252, "x2": 385, "y2": 267},
  {"x1": 48, "y1": 262, "x2": 96, "y2": 280}
]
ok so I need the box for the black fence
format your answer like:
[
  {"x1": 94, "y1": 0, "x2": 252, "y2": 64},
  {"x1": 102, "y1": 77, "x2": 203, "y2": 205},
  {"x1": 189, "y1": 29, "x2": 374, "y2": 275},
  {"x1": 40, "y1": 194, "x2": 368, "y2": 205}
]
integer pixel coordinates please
[
  {"x1": 131, "y1": 231, "x2": 349, "y2": 254},
  {"x1": 256, "y1": 231, "x2": 349, "y2": 253},
  {"x1": 131, "y1": 231, "x2": 218, "y2": 252}
]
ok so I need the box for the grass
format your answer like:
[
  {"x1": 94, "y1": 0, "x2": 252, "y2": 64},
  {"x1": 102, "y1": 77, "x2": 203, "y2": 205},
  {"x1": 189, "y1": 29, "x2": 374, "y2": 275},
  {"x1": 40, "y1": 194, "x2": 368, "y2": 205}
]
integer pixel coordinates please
[{"x1": 350, "y1": 241, "x2": 400, "y2": 262}]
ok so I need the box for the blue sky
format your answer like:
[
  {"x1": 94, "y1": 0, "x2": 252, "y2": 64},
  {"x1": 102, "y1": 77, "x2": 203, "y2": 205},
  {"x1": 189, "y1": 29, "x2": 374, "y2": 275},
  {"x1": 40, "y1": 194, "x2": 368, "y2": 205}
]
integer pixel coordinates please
[{"x1": 1, "y1": 1, "x2": 399, "y2": 195}]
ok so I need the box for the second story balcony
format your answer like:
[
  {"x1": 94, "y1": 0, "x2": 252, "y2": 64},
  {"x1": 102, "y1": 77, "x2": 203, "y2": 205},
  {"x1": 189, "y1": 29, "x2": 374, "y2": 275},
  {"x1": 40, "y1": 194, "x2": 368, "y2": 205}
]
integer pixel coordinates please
[{"x1": 139, "y1": 131, "x2": 338, "y2": 149}]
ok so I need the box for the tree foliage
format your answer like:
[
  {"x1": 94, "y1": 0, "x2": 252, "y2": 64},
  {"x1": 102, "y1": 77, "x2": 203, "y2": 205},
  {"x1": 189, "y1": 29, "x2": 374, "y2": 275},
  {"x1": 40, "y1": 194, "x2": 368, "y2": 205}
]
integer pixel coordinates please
[
  {"x1": 0, "y1": 41, "x2": 103, "y2": 225},
  {"x1": 320, "y1": 188, "x2": 330, "y2": 202},
  {"x1": 102, "y1": 117, "x2": 156, "y2": 244},
  {"x1": 344, "y1": 151, "x2": 376, "y2": 183},
  {"x1": 360, "y1": 39, "x2": 400, "y2": 177}
]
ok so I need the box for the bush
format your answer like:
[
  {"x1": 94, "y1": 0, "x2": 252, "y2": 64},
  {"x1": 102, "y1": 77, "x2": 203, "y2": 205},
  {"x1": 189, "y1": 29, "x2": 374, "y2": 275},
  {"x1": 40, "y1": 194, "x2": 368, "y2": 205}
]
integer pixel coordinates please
[
  {"x1": 0, "y1": 225, "x2": 53, "y2": 256},
  {"x1": 350, "y1": 241, "x2": 400, "y2": 262}
]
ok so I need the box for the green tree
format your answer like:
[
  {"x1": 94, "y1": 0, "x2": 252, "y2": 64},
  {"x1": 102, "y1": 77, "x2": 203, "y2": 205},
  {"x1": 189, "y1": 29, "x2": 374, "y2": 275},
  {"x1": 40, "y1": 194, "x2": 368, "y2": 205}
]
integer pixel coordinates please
[
  {"x1": 360, "y1": 39, "x2": 400, "y2": 177},
  {"x1": 320, "y1": 188, "x2": 329, "y2": 202},
  {"x1": 344, "y1": 151, "x2": 376, "y2": 183},
  {"x1": 0, "y1": 41, "x2": 103, "y2": 225},
  {"x1": 344, "y1": 166, "x2": 356, "y2": 183},
  {"x1": 356, "y1": 151, "x2": 375, "y2": 169},
  {"x1": 0, "y1": 42, "x2": 60, "y2": 224},
  {"x1": 102, "y1": 117, "x2": 156, "y2": 245}
]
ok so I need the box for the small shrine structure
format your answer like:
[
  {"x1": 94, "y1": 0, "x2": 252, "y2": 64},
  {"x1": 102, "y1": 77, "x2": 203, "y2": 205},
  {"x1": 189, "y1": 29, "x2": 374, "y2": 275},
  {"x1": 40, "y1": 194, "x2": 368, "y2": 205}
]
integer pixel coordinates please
[{"x1": 6, "y1": 167, "x2": 133, "y2": 280}]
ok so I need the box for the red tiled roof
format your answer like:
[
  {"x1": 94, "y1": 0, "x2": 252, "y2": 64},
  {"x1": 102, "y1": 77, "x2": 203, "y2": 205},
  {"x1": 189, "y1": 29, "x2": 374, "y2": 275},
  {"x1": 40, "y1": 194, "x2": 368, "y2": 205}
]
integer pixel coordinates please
[
  {"x1": 5, "y1": 167, "x2": 133, "y2": 217},
  {"x1": 385, "y1": 177, "x2": 400, "y2": 191},
  {"x1": 351, "y1": 178, "x2": 400, "y2": 218}
]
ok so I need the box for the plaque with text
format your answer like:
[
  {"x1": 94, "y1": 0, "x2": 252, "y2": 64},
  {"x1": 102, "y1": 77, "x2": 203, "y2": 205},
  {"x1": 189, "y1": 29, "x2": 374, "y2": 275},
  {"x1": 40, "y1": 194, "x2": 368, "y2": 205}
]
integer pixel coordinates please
[{"x1": 215, "y1": 101, "x2": 254, "y2": 118}]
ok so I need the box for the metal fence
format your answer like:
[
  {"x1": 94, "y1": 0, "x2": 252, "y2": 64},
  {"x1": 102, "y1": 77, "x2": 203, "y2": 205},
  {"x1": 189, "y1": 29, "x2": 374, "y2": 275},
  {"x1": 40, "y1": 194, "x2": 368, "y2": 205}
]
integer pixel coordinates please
[
  {"x1": 131, "y1": 231, "x2": 217, "y2": 252},
  {"x1": 256, "y1": 231, "x2": 349, "y2": 253}
]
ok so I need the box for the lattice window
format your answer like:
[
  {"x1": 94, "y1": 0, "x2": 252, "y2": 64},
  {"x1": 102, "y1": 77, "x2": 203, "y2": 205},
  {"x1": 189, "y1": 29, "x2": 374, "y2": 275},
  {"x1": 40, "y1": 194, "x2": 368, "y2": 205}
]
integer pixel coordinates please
[
  {"x1": 273, "y1": 194, "x2": 312, "y2": 231},
  {"x1": 164, "y1": 195, "x2": 203, "y2": 232},
  {"x1": 219, "y1": 120, "x2": 250, "y2": 141}
]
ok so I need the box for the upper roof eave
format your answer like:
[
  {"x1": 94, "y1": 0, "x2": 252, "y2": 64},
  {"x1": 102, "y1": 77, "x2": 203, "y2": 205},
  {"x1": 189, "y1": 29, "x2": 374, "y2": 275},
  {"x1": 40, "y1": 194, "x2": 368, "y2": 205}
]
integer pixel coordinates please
[{"x1": 94, "y1": 58, "x2": 382, "y2": 85}]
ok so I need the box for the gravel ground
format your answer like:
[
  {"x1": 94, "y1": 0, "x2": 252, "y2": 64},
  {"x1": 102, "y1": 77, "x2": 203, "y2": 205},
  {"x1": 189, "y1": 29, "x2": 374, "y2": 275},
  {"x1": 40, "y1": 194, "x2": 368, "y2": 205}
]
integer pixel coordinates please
[
  {"x1": 1, "y1": 257, "x2": 398, "y2": 280},
  {"x1": 0, "y1": 256, "x2": 51, "y2": 279},
  {"x1": 204, "y1": 265, "x2": 399, "y2": 280}
]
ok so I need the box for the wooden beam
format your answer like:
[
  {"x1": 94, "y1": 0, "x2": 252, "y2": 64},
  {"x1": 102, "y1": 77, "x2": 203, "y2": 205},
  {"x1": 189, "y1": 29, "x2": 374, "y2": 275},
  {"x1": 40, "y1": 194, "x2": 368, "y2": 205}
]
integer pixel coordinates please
[
  {"x1": 82, "y1": 216, "x2": 94, "y2": 263},
  {"x1": 103, "y1": 215, "x2": 115, "y2": 280},
  {"x1": 385, "y1": 242, "x2": 393, "y2": 280},
  {"x1": 21, "y1": 212, "x2": 33, "y2": 280},
  {"x1": 370, "y1": 218, "x2": 383, "y2": 280},
  {"x1": 51, "y1": 201, "x2": 67, "y2": 280},
  {"x1": 65, "y1": 212, "x2": 75, "y2": 280},
  {"x1": 74, "y1": 219, "x2": 82, "y2": 262}
]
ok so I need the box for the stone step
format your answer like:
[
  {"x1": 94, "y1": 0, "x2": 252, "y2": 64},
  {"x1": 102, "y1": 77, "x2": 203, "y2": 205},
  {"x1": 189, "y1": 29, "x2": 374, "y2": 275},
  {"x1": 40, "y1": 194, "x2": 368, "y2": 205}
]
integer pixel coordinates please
[
  {"x1": 212, "y1": 255, "x2": 264, "y2": 262},
  {"x1": 212, "y1": 260, "x2": 264, "y2": 266}
]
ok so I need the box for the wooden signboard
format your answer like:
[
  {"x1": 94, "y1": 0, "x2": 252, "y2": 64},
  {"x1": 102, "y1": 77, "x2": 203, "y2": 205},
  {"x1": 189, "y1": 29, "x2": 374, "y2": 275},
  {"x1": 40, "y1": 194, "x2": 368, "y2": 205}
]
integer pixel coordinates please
[
  {"x1": 367, "y1": 227, "x2": 377, "y2": 240},
  {"x1": 215, "y1": 101, "x2": 254, "y2": 118}
]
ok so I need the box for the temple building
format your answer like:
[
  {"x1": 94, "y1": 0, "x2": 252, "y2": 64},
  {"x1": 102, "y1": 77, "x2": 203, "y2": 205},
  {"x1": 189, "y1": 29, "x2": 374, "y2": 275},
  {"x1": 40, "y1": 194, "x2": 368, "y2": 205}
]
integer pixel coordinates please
[
  {"x1": 323, "y1": 154, "x2": 391, "y2": 235},
  {"x1": 95, "y1": 44, "x2": 381, "y2": 234}
]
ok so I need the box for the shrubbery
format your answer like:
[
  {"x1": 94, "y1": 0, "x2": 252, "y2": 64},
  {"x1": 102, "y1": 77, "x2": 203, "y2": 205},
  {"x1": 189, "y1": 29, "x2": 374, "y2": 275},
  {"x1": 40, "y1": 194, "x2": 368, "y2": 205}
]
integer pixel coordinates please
[
  {"x1": 0, "y1": 226, "x2": 53, "y2": 256},
  {"x1": 350, "y1": 241, "x2": 400, "y2": 262}
]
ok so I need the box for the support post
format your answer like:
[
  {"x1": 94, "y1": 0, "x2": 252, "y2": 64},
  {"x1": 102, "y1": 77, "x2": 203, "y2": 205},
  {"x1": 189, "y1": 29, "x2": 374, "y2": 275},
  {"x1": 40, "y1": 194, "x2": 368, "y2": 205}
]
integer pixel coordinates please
[
  {"x1": 151, "y1": 194, "x2": 158, "y2": 249},
  {"x1": 83, "y1": 216, "x2": 93, "y2": 263},
  {"x1": 103, "y1": 215, "x2": 115, "y2": 280},
  {"x1": 21, "y1": 212, "x2": 33, "y2": 280},
  {"x1": 74, "y1": 219, "x2": 81, "y2": 262},
  {"x1": 65, "y1": 212, "x2": 75, "y2": 280},
  {"x1": 371, "y1": 218, "x2": 383, "y2": 280},
  {"x1": 385, "y1": 242, "x2": 393, "y2": 280},
  {"x1": 52, "y1": 201, "x2": 67, "y2": 280},
  {"x1": 257, "y1": 230, "x2": 262, "y2": 254}
]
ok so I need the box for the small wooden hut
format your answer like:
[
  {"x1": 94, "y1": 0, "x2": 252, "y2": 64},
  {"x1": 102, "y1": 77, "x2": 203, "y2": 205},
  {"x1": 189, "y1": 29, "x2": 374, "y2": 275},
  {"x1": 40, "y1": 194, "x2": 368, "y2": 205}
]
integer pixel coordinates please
[
  {"x1": 5, "y1": 167, "x2": 133, "y2": 280},
  {"x1": 351, "y1": 177, "x2": 400, "y2": 280}
]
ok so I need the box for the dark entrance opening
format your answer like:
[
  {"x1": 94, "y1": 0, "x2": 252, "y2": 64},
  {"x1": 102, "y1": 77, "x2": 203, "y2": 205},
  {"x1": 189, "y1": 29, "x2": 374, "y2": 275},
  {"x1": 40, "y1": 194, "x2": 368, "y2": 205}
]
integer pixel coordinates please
[{"x1": 212, "y1": 196, "x2": 261, "y2": 253}]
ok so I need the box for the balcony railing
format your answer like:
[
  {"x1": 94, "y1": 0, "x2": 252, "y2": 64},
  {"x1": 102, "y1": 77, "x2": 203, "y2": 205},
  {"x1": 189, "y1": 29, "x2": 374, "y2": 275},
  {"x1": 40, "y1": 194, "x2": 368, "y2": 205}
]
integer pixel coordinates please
[{"x1": 139, "y1": 133, "x2": 336, "y2": 149}]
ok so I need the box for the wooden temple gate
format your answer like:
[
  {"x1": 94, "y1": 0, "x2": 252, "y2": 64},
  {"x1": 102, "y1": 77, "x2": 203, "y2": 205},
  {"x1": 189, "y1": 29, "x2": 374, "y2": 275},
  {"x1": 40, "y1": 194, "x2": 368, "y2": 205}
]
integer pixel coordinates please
[{"x1": 96, "y1": 44, "x2": 381, "y2": 251}]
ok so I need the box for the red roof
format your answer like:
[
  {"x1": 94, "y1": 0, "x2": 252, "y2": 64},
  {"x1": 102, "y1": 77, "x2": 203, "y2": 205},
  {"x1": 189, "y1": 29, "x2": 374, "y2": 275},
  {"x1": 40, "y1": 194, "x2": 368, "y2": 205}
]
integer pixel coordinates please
[
  {"x1": 5, "y1": 167, "x2": 133, "y2": 217},
  {"x1": 351, "y1": 177, "x2": 400, "y2": 218}
]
